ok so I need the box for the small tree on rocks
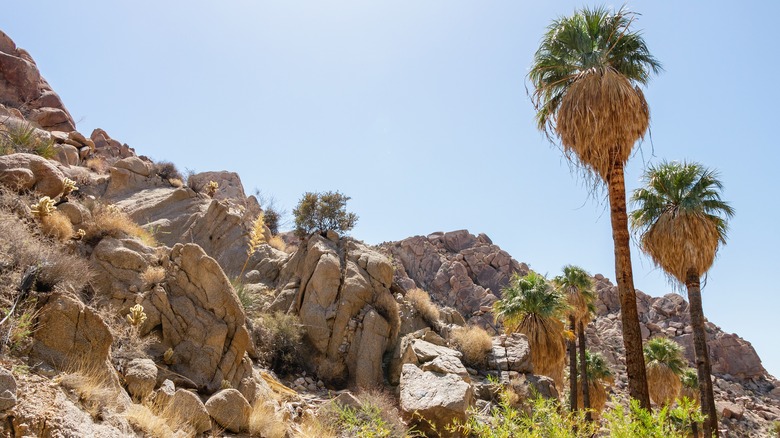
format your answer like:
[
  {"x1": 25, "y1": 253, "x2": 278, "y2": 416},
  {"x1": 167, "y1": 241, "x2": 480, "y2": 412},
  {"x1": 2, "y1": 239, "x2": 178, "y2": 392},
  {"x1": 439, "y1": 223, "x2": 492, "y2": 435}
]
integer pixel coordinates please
[{"x1": 293, "y1": 191, "x2": 358, "y2": 238}]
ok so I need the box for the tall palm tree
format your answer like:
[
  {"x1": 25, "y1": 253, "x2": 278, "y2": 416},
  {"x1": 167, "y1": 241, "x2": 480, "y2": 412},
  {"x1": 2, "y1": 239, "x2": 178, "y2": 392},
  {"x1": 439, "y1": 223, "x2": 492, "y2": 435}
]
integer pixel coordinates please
[
  {"x1": 643, "y1": 337, "x2": 686, "y2": 406},
  {"x1": 577, "y1": 350, "x2": 614, "y2": 419},
  {"x1": 553, "y1": 265, "x2": 595, "y2": 418},
  {"x1": 529, "y1": 5, "x2": 661, "y2": 409},
  {"x1": 494, "y1": 272, "x2": 569, "y2": 389},
  {"x1": 631, "y1": 161, "x2": 734, "y2": 437}
]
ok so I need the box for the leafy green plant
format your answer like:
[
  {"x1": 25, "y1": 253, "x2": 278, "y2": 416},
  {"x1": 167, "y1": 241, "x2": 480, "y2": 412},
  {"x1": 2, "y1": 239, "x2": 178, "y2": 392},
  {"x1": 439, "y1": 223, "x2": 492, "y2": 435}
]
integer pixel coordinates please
[
  {"x1": 293, "y1": 190, "x2": 358, "y2": 238},
  {"x1": 322, "y1": 390, "x2": 410, "y2": 438},
  {"x1": 0, "y1": 122, "x2": 55, "y2": 158},
  {"x1": 603, "y1": 399, "x2": 692, "y2": 438}
]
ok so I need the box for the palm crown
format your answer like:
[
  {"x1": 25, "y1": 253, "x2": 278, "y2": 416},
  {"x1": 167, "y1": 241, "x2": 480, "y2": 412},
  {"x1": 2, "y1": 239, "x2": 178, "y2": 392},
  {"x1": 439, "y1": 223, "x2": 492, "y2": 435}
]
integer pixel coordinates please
[
  {"x1": 630, "y1": 160, "x2": 735, "y2": 283},
  {"x1": 644, "y1": 337, "x2": 686, "y2": 376},
  {"x1": 553, "y1": 264, "x2": 595, "y2": 325},
  {"x1": 494, "y1": 271, "x2": 568, "y2": 333}
]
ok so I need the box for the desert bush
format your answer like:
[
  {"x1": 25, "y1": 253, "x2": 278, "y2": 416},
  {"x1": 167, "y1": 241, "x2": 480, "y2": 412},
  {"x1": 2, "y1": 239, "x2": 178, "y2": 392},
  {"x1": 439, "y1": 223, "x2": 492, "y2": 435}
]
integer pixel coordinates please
[
  {"x1": 293, "y1": 190, "x2": 358, "y2": 238},
  {"x1": 450, "y1": 325, "x2": 493, "y2": 368},
  {"x1": 40, "y1": 210, "x2": 73, "y2": 241},
  {"x1": 249, "y1": 400, "x2": 288, "y2": 438},
  {"x1": 253, "y1": 311, "x2": 305, "y2": 375},
  {"x1": 0, "y1": 122, "x2": 55, "y2": 158},
  {"x1": 85, "y1": 157, "x2": 109, "y2": 174},
  {"x1": 320, "y1": 389, "x2": 409, "y2": 438},
  {"x1": 141, "y1": 266, "x2": 166, "y2": 287},
  {"x1": 83, "y1": 203, "x2": 156, "y2": 247},
  {"x1": 0, "y1": 303, "x2": 39, "y2": 353},
  {"x1": 268, "y1": 235, "x2": 288, "y2": 252},
  {"x1": 406, "y1": 288, "x2": 440, "y2": 326},
  {"x1": 153, "y1": 160, "x2": 182, "y2": 182},
  {"x1": 603, "y1": 399, "x2": 701, "y2": 438}
]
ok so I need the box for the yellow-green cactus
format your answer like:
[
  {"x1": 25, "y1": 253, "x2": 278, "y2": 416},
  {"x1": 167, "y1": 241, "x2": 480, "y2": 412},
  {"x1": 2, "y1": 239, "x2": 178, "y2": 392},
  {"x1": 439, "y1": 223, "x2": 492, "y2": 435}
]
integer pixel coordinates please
[
  {"x1": 62, "y1": 178, "x2": 78, "y2": 196},
  {"x1": 163, "y1": 347, "x2": 174, "y2": 365},
  {"x1": 206, "y1": 180, "x2": 219, "y2": 198},
  {"x1": 31, "y1": 196, "x2": 56, "y2": 218},
  {"x1": 126, "y1": 304, "x2": 147, "y2": 327}
]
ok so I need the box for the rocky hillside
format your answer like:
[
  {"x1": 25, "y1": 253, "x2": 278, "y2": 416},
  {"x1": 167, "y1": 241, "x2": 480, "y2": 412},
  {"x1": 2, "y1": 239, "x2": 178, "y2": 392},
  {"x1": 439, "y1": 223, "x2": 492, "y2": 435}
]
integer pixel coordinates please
[{"x1": 1, "y1": 28, "x2": 779, "y2": 437}]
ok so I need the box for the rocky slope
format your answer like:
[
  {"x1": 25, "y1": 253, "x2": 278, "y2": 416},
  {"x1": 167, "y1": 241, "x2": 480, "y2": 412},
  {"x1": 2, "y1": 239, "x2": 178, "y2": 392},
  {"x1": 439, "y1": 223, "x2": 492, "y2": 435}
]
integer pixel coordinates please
[{"x1": 1, "y1": 27, "x2": 779, "y2": 438}]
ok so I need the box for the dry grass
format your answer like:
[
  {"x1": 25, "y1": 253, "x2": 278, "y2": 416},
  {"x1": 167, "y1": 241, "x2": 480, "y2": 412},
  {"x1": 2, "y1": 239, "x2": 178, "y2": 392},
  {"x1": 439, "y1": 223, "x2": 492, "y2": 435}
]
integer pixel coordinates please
[
  {"x1": 83, "y1": 203, "x2": 157, "y2": 247},
  {"x1": 40, "y1": 210, "x2": 73, "y2": 241},
  {"x1": 406, "y1": 288, "x2": 440, "y2": 326},
  {"x1": 356, "y1": 389, "x2": 407, "y2": 437},
  {"x1": 85, "y1": 157, "x2": 109, "y2": 174},
  {"x1": 557, "y1": 67, "x2": 649, "y2": 179},
  {"x1": 125, "y1": 404, "x2": 178, "y2": 438},
  {"x1": 268, "y1": 235, "x2": 288, "y2": 252},
  {"x1": 517, "y1": 317, "x2": 567, "y2": 390},
  {"x1": 577, "y1": 381, "x2": 609, "y2": 418},
  {"x1": 141, "y1": 266, "x2": 166, "y2": 287},
  {"x1": 248, "y1": 400, "x2": 287, "y2": 438},
  {"x1": 56, "y1": 358, "x2": 121, "y2": 420},
  {"x1": 293, "y1": 413, "x2": 338, "y2": 438},
  {"x1": 450, "y1": 325, "x2": 493, "y2": 368},
  {"x1": 647, "y1": 363, "x2": 682, "y2": 407}
]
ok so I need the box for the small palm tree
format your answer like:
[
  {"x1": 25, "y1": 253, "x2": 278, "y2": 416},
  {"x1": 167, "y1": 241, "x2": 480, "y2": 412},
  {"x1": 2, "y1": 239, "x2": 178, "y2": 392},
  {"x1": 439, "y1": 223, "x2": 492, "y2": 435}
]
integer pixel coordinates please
[
  {"x1": 553, "y1": 265, "x2": 595, "y2": 417},
  {"x1": 529, "y1": 5, "x2": 661, "y2": 409},
  {"x1": 644, "y1": 337, "x2": 686, "y2": 407},
  {"x1": 631, "y1": 160, "x2": 734, "y2": 436},
  {"x1": 680, "y1": 368, "x2": 702, "y2": 438},
  {"x1": 577, "y1": 350, "x2": 614, "y2": 419},
  {"x1": 495, "y1": 272, "x2": 569, "y2": 389}
]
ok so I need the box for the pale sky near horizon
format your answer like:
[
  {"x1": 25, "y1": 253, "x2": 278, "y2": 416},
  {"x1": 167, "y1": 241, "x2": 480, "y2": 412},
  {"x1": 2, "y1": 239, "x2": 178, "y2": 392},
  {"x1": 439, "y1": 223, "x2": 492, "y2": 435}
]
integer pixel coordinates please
[{"x1": 3, "y1": 1, "x2": 778, "y2": 378}]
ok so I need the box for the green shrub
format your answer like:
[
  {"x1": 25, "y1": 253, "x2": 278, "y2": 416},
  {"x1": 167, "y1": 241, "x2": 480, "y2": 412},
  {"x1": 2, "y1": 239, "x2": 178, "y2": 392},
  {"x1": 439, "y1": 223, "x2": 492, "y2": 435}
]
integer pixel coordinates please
[
  {"x1": 253, "y1": 312, "x2": 305, "y2": 374},
  {"x1": 293, "y1": 191, "x2": 358, "y2": 238},
  {"x1": 0, "y1": 122, "x2": 55, "y2": 158},
  {"x1": 321, "y1": 390, "x2": 410, "y2": 438}
]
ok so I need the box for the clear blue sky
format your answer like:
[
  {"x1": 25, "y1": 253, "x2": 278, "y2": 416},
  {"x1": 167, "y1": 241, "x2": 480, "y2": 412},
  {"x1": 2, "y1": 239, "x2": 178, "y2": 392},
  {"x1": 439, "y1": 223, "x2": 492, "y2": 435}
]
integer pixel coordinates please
[{"x1": 3, "y1": 1, "x2": 778, "y2": 378}]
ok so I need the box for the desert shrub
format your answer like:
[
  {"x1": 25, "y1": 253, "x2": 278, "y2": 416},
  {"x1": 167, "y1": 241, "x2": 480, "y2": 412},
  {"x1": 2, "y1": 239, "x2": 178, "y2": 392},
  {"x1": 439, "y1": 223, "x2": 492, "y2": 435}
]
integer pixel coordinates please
[
  {"x1": 55, "y1": 358, "x2": 122, "y2": 420},
  {"x1": 450, "y1": 325, "x2": 493, "y2": 368},
  {"x1": 0, "y1": 303, "x2": 39, "y2": 353},
  {"x1": 268, "y1": 235, "x2": 288, "y2": 252},
  {"x1": 603, "y1": 399, "x2": 699, "y2": 438},
  {"x1": 153, "y1": 161, "x2": 182, "y2": 182},
  {"x1": 83, "y1": 203, "x2": 156, "y2": 247},
  {"x1": 254, "y1": 311, "x2": 305, "y2": 374},
  {"x1": 85, "y1": 157, "x2": 109, "y2": 174},
  {"x1": 141, "y1": 266, "x2": 166, "y2": 287},
  {"x1": 249, "y1": 400, "x2": 288, "y2": 438},
  {"x1": 320, "y1": 389, "x2": 409, "y2": 438},
  {"x1": 406, "y1": 288, "x2": 440, "y2": 326},
  {"x1": 293, "y1": 190, "x2": 358, "y2": 238},
  {"x1": 0, "y1": 122, "x2": 55, "y2": 158},
  {"x1": 40, "y1": 210, "x2": 73, "y2": 241}
]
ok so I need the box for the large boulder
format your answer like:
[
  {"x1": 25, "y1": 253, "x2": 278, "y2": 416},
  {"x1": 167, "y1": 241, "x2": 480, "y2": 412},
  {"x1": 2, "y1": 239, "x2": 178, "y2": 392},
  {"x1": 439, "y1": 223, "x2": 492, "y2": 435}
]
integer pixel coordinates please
[
  {"x1": 0, "y1": 367, "x2": 17, "y2": 411},
  {"x1": 141, "y1": 243, "x2": 253, "y2": 393},
  {"x1": 205, "y1": 388, "x2": 250, "y2": 433},
  {"x1": 487, "y1": 333, "x2": 533, "y2": 374},
  {"x1": 270, "y1": 234, "x2": 399, "y2": 387},
  {"x1": 123, "y1": 358, "x2": 157, "y2": 401},
  {"x1": 400, "y1": 363, "x2": 473, "y2": 436},
  {"x1": 0, "y1": 152, "x2": 65, "y2": 197},
  {"x1": 30, "y1": 292, "x2": 113, "y2": 374}
]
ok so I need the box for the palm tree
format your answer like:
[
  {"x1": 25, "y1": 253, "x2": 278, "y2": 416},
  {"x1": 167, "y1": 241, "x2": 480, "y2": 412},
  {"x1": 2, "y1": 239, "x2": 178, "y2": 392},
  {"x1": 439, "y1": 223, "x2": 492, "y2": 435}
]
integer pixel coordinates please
[
  {"x1": 643, "y1": 337, "x2": 686, "y2": 406},
  {"x1": 553, "y1": 265, "x2": 595, "y2": 417},
  {"x1": 577, "y1": 350, "x2": 614, "y2": 419},
  {"x1": 681, "y1": 368, "x2": 702, "y2": 438},
  {"x1": 494, "y1": 272, "x2": 569, "y2": 389},
  {"x1": 631, "y1": 160, "x2": 734, "y2": 436},
  {"x1": 528, "y1": 5, "x2": 661, "y2": 409}
]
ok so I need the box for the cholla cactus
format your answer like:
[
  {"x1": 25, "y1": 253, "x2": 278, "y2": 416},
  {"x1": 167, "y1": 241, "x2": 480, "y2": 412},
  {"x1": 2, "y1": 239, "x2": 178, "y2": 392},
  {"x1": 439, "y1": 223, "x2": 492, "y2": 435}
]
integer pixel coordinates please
[
  {"x1": 206, "y1": 180, "x2": 219, "y2": 198},
  {"x1": 61, "y1": 178, "x2": 78, "y2": 196},
  {"x1": 31, "y1": 196, "x2": 56, "y2": 218},
  {"x1": 73, "y1": 229, "x2": 86, "y2": 240},
  {"x1": 126, "y1": 304, "x2": 147, "y2": 327},
  {"x1": 163, "y1": 347, "x2": 174, "y2": 365}
]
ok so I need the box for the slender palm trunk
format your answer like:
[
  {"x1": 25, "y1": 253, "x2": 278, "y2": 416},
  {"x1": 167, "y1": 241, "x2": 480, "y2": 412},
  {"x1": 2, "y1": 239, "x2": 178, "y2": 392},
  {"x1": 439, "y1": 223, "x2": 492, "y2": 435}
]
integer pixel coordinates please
[
  {"x1": 569, "y1": 316, "x2": 578, "y2": 412},
  {"x1": 692, "y1": 421, "x2": 699, "y2": 438},
  {"x1": 686, "y1": 269, "x2": 718, "y2": 437},
  {"x1": 606, "y1": 161, "x2": 651, "y2": 409},
  {"x1": 578, "y1": 320, "x2": 592, "y2": 421}
]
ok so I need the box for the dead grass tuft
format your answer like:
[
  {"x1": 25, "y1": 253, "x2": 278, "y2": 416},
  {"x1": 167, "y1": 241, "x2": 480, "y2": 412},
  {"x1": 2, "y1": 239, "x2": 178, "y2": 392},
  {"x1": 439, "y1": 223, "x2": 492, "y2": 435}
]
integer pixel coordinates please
[
  {"x1": 56, "y1": 358, "x2": 121, "y2": 420},
  {"x1": 268, "y1": 235, "x2": 288, "y2": 253},
  {"x1": 86, "y1": 157, "x2": 109, "y2": 174},
  {"x1": 405, "y1": 288, "x2": 440, "y2": 326},
  {"x1": 450, "y1": 325, "x2": 493, "y2": 369},
  {"x1": 141, "y1": 266, "x2": 166, "y2": 287},
  {"x1": 249, "y1": 400, "x2": 288, "y2": 438},
  {"x1": 40, "y1": 210, "x2": 73, "y2": 241},
  {"x1": 83, "y1": 203, "x2": 157, "y2": 247}
]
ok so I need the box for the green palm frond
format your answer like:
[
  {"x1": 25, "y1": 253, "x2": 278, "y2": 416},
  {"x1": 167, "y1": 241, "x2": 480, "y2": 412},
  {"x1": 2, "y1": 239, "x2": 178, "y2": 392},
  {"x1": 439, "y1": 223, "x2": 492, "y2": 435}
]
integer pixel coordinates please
[
  {"x1": 643, "y1": 337, "x2": 686, "y2": 376},
  {"x1": 582, "y1": 350, "x2": 613, "y2": 383},
  {"x1": 494, "y1": 272, "x2": 569, "y2": 331},
  {"x1": 552, "y1": 264, "x2": 595, "y2": 323},
  {"x1": 680, "y1": 368, "x2": 698, "y2": 389},
  {"x1": 529, "y1": 5, "x2": 662, "y2": 138}
]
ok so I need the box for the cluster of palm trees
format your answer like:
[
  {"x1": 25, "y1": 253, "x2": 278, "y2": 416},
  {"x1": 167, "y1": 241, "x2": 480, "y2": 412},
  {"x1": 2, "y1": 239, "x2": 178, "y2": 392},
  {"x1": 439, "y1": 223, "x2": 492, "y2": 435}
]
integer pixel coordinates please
[{"x1": 518, "y1": 5, "x2": 734, "y2": 437}]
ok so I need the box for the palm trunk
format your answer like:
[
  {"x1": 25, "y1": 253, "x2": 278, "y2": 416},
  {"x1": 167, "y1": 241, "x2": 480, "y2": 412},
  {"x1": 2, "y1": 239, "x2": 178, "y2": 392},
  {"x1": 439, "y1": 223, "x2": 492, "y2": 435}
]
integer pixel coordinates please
[
  {"x1": 606, "y1": 161, "x2": 651, "y2": 409},
  {"x1": 686, "y1": 269, "x2": 718, "y2": 437},
  {"x1": 578, "y1": 320, "x2": 592, "y2": 422},
  {"x1": 569, "y1": 316, "x2": 578, "y2": 413},
  {"x1": 692, "y1": 421, "x2": 699, "y2": 438}
]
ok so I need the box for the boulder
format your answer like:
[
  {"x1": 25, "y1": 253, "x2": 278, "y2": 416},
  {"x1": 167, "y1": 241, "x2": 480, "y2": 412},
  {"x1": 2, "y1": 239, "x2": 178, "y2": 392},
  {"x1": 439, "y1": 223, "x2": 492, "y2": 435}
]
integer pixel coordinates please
[
  {"x1": 30, "y1": 292, "x2": 113, "y2": 373},
  {"x1": 273, "y1": 235, "x2": 399, "y2": 387},
  {"x1": 400, "y1": 364, "x2": 473, "y2": 436},
  {"x1": 113, "y1": 156, "x2": 152, "y2": 177},
  {"x1": 0, "y1": 153, "x2": 65, "y2": 197},
  {"x1": 488, "y1": 333, "x2": 533, "y2": 374},
  {"x1": 124, "y1": 358, "x2": 157, "y2": 401},
  {"x1": 0, "y1": 367, "x2": 17, "y2": 411},
  {"x1": 171, "y1": 389, "x2": 212, "y2": 434},
  {"x1": 717, "y1": 400, "x2": 745, "y2": 420},
  {"x1": 51, "y1": 143, "x2": 79, "y2": 166},
  {"x1": 205, "y1": 388, "x2": 250, "y2": 433},
  {"x1": 187, "y1": 170, "x2": 248, "y2": 202}
]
